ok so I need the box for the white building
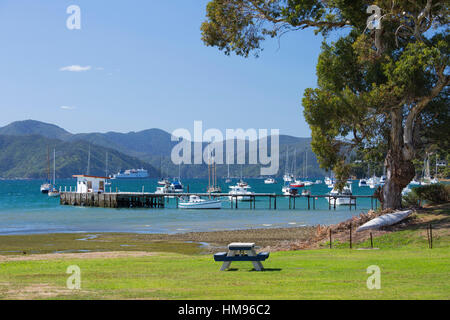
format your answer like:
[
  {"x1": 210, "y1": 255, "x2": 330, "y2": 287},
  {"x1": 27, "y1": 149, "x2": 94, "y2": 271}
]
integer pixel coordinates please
[{"x1": 73, "y1": 175, "x2": 110, "y2": 193}]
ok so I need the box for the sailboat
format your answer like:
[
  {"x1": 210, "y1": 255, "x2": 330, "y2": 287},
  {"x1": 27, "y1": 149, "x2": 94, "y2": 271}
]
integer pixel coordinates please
[
  {"x1": 170, "y1": 163, "x2": 184, "y2": 194},
  {"x1": 207, "y1": 149, "x2": 221, "y2": 193},
  {"x1": 290, "y1": 149, "x2": 305, "y2": 187},
  {"x1": 158, "y1": 156, "x2": 170, "y2": 185},
  {"x1": 303, "y1": 150, "x2": 313, "y2": 186},
  {"x1": 283, "y1": 149, "x2": 294, "y2": 182},
  {"x1": 40, "y1": 147, "x2": 52, "y2": 194},
  {"x1": 48, "y1": 149, "x2": 60, "y2": 197},
  {"x1": 421, "y1": 154, "x2": 433, "y2": 185},
  {"x1": 225, "y1": 161, "x2": 232, "y2": 183},
  {"x1": 105, "y1": 152, "x2": 112, "y2": 186}
]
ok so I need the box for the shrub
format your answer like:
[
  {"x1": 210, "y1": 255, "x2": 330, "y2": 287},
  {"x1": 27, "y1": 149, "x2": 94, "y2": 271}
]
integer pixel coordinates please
[
  {"x1": 413, "y1": 184, "x2": 450, "y2": 205},
  {"x1": 402, "y1": 191, "x2": 421, "y2": 207}
]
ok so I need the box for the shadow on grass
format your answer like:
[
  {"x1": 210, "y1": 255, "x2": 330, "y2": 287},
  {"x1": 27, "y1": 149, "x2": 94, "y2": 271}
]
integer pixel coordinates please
[{"x1": 225, "y1": 268, "x2": 282, "y2": 272}]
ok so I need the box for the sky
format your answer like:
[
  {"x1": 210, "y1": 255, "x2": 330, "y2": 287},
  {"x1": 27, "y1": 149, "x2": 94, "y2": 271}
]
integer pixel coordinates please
[{"x1": 0, "y1": 0, "x2": 331, "y2": 138}]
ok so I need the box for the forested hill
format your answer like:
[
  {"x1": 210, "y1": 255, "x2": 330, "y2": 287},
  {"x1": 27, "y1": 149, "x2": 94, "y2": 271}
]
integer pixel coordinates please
[{"x1": 0, "y1": 135, "x2": 158, "y2": 179}]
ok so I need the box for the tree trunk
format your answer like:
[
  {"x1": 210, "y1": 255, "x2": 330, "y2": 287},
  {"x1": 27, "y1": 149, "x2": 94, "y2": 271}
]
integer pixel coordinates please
[{"x1": 383, "y1": 109, "x2": 416, "y2": 209}]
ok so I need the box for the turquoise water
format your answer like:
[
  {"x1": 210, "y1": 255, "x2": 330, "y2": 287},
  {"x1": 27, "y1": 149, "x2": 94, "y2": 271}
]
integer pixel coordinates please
[{"x1": 0, "y1": 179, "x2": 377, "y2": 235}]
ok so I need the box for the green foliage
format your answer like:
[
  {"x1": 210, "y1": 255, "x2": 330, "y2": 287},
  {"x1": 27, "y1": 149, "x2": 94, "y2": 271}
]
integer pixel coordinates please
[
  {"x1": 402, "y1": 190, "x2": 421, "y2": 207},
  {"x1": 414, "y1": 184, "x2": 450, "y2": 205}
]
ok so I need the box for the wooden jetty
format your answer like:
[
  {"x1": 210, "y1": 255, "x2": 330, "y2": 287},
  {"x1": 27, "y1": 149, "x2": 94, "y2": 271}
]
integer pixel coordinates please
[{"x1": 60, "y1": 191, "x2": 378, "y2": 210}]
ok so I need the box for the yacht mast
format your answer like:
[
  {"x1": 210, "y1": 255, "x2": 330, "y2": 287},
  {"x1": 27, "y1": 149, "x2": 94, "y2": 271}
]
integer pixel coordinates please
[
  {"x1": 105, "y1": 152, "x2": 109, "y2": 177},
  {"x1": 47, "y1": 146, "x2": 50, "y2": 181},
  {"x1": 87, "y1": 145, "x2": 91, "y2": 176},
  {"x1": 53, "y1": 149, "x2": 56, "y2": 185}
]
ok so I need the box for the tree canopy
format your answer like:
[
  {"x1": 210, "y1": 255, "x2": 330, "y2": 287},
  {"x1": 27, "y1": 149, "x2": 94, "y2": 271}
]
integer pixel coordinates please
[{"x1": 201, "y1": 0, "x2": 449, "y2": 208}]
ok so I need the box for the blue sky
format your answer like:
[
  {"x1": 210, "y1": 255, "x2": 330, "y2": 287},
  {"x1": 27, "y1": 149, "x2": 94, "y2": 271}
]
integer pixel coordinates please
[{"x1": 0, "y1": 0, "x2": 330, "y2": 137}]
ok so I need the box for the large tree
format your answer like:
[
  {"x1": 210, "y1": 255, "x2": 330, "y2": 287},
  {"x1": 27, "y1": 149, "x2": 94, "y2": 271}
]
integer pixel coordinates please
[{"x1": 201, "y1": 0, "x2": 449, "y2": 209}]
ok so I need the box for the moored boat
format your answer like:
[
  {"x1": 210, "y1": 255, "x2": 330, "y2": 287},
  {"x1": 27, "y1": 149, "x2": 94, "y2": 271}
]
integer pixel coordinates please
[
  {"x1": 264, "y1": 178, "x2": 276, "y2": 184},
  {"x1": 229, "y1": 185, "x2": 253, "y2": 201},
  {"x1": 326, "y1": 184, "x2": 355, "y2": 206},
  {"x1": 179, "y1": 195, "x2": 222, "y2": 209}
]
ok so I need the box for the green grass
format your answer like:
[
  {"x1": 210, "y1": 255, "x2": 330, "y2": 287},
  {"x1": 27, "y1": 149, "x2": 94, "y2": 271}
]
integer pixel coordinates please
[
  {"x1": 1, "y1": 248, "x2": 449, "y2": 299},
  {"x1": 0, "y1": 204, "x2": 449, "y2": 300}
]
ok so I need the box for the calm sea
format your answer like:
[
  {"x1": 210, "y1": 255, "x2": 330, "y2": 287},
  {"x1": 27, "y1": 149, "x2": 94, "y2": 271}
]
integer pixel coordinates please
[{"x1": 0, "y1": 179, "x2": 376, "y2": 235}]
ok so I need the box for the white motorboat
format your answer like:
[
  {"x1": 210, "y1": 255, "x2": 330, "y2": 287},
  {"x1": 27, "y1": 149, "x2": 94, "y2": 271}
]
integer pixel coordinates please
[
  {"x1": 171, "y1": 178, "x2": 184, "y2": 193},
  {"x1": 282, "y1": 185, "x2": 299, "y2": 196},
  {"x1": 264, "y1": 178, "x2": 276, "y2": 184},
  {"x1": 325, "y1": 176, "x2": 335, "y2": 186},
  {"x1": 402, "y1": 186, "x2": 412, "y2": 196},
  {"x1": 359, "y1": 179, "x2": 368, "y2": 187},
  {"x1": 158, "y1": 178, "x2": 170, "y2": 186},
  {"x1": 301, "y1": 189, "x2": 311, "y2": 196},
  {"x1": 430, "y1": 178, "x2": 439, "y2": 184},
  {"x1": 326, "y1": 184, "x2": 355, "y2": 206},
  {"x1": 155, "y1": 183, "x2": 175, "y2": 195},
  {"x1": 303, "y1": 181, "x2": 313, "y2": 186},
  {"x1": 40, "y1": 182, "x2": 52, "y2": 194},
  {"x1": 229, "y1": 185, "x2": 254, "y2": 201},
  {"x1": 368, "y1": 176, "x2": 381, "y2": 189},
  {"x1": 179, "y1": 195, "x2": 222, "y2": 209},
  {"x1": 315, "y1": 180, "x2": 322, "y2": 184},
  {"x1": 48, "y1": 187, "x2": 60, "y2": 198}
]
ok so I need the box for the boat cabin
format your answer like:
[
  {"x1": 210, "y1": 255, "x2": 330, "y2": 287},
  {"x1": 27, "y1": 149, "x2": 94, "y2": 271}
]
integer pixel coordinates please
[{"x1": 73, "y1": 175, "x2": 110, "y2": 193}]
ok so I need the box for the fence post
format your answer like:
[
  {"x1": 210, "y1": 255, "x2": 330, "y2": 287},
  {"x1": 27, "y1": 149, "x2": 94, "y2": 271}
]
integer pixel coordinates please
[
  {"x1": 370, "y1": 232, "x2": 373, "y2": 249},
  {"x1": 430, "y1": 224, "x2": 433, "y2": 249},
  {"x1": 329, "y1": 229, "x2": 332, "y2": 249},
  {"x1": 349, "y1": 224, "x2": 352, "y2": 249}
]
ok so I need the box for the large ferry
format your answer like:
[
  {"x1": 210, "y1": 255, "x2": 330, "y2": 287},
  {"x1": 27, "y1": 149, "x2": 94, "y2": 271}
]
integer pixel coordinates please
[{"x1": 112, "y1": 168, "x2": 149, "y2": 179}]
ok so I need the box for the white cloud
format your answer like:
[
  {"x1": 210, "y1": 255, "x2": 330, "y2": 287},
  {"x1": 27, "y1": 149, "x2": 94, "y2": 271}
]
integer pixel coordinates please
[
  {"x1": 59, "y1": 65, "x2": 91, "y2": 72},
  {"x1": 60, "y1": 105, "x2": 76, "y2": 110},
  {"x1": 95, "y1": 67, "x2": 104, "y2": 71}
]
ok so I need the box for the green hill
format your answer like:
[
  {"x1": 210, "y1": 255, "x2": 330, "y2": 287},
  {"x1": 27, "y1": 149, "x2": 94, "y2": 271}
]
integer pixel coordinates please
[
  {"x1": 0, "y1": 135, "x2": 158, "y2": 179},
  {"x1": 0, "y1": 120, "x2": 327, "y2": 178}
]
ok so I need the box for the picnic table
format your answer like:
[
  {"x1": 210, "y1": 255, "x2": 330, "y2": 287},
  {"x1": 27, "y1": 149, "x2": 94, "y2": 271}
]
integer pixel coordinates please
[{"x1": 214, "y1": 242, "x2": 270, "y2": 271}]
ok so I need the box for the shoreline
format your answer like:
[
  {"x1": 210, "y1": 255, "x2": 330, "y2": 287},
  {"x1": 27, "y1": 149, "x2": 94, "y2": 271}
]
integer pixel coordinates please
[{"x1": 1, "y1": 203, "x2": 448, "y2": 256}]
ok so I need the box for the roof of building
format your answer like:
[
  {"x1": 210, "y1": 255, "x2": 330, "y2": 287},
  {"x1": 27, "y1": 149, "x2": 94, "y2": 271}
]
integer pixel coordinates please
[{"x1": 72, "y1": 175, "x2": 111, "y2": 180}]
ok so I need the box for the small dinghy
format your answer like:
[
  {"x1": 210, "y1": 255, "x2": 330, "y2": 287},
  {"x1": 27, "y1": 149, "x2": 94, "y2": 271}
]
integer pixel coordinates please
[{"x1": 357, "y1": 210, "x2": 412, "y2": 232}]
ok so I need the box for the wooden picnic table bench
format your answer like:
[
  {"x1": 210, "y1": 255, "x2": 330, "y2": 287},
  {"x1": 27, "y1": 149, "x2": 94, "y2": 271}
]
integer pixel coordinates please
[{"x1": 214, "y1": 243, "x2": 269, "y2": 271}]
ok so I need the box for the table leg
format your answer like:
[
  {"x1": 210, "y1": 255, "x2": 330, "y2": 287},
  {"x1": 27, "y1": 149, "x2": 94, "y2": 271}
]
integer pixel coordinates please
[
  {"x1": 248, "y1": 249, "x2": 263, "y2": 271},
  {"x1": 220, "y1": 250, "x2": 236, "y2": 271}
]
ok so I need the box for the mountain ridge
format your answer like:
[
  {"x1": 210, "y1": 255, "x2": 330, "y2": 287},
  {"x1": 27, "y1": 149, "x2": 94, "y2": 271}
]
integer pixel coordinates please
[{"x1": 0, "y1": 120, "x2": 327, "y2": 178}]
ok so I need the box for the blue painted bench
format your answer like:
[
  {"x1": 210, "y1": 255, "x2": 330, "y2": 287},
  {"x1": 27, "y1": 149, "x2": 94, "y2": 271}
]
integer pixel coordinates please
[
  {"x1": 214, "y1": 252, "x2": 270, "y2": 262},
  {"x1": 214, "y1": 243, "x2": 269, "y2": 271}
]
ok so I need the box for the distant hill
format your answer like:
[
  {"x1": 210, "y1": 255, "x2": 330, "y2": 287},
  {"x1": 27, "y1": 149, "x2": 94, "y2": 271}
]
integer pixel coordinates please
[
  {"x1": 0, "y1": 135, "x2": 158, "y2": 179},
  {"x1": 0, "y1": 120, "x2": 327, "y2": 178},
  {"x1": 0, "y1": 120, "x2": 72, "y2": 141}
]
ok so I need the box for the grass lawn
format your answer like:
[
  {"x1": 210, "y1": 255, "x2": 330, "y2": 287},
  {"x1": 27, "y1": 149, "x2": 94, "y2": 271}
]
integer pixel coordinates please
[{"x1": 0, "y1": 205, "x2": 449, "y2": 300}]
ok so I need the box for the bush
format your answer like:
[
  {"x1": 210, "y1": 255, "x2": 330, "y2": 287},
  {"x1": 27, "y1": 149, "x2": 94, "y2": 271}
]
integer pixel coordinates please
[
  {"x1": 413, "y1": 184, "x2": 450, "y2": 205},
  {"x1": 402, "y1": 191, "x2": 421, "y2": 207}
]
